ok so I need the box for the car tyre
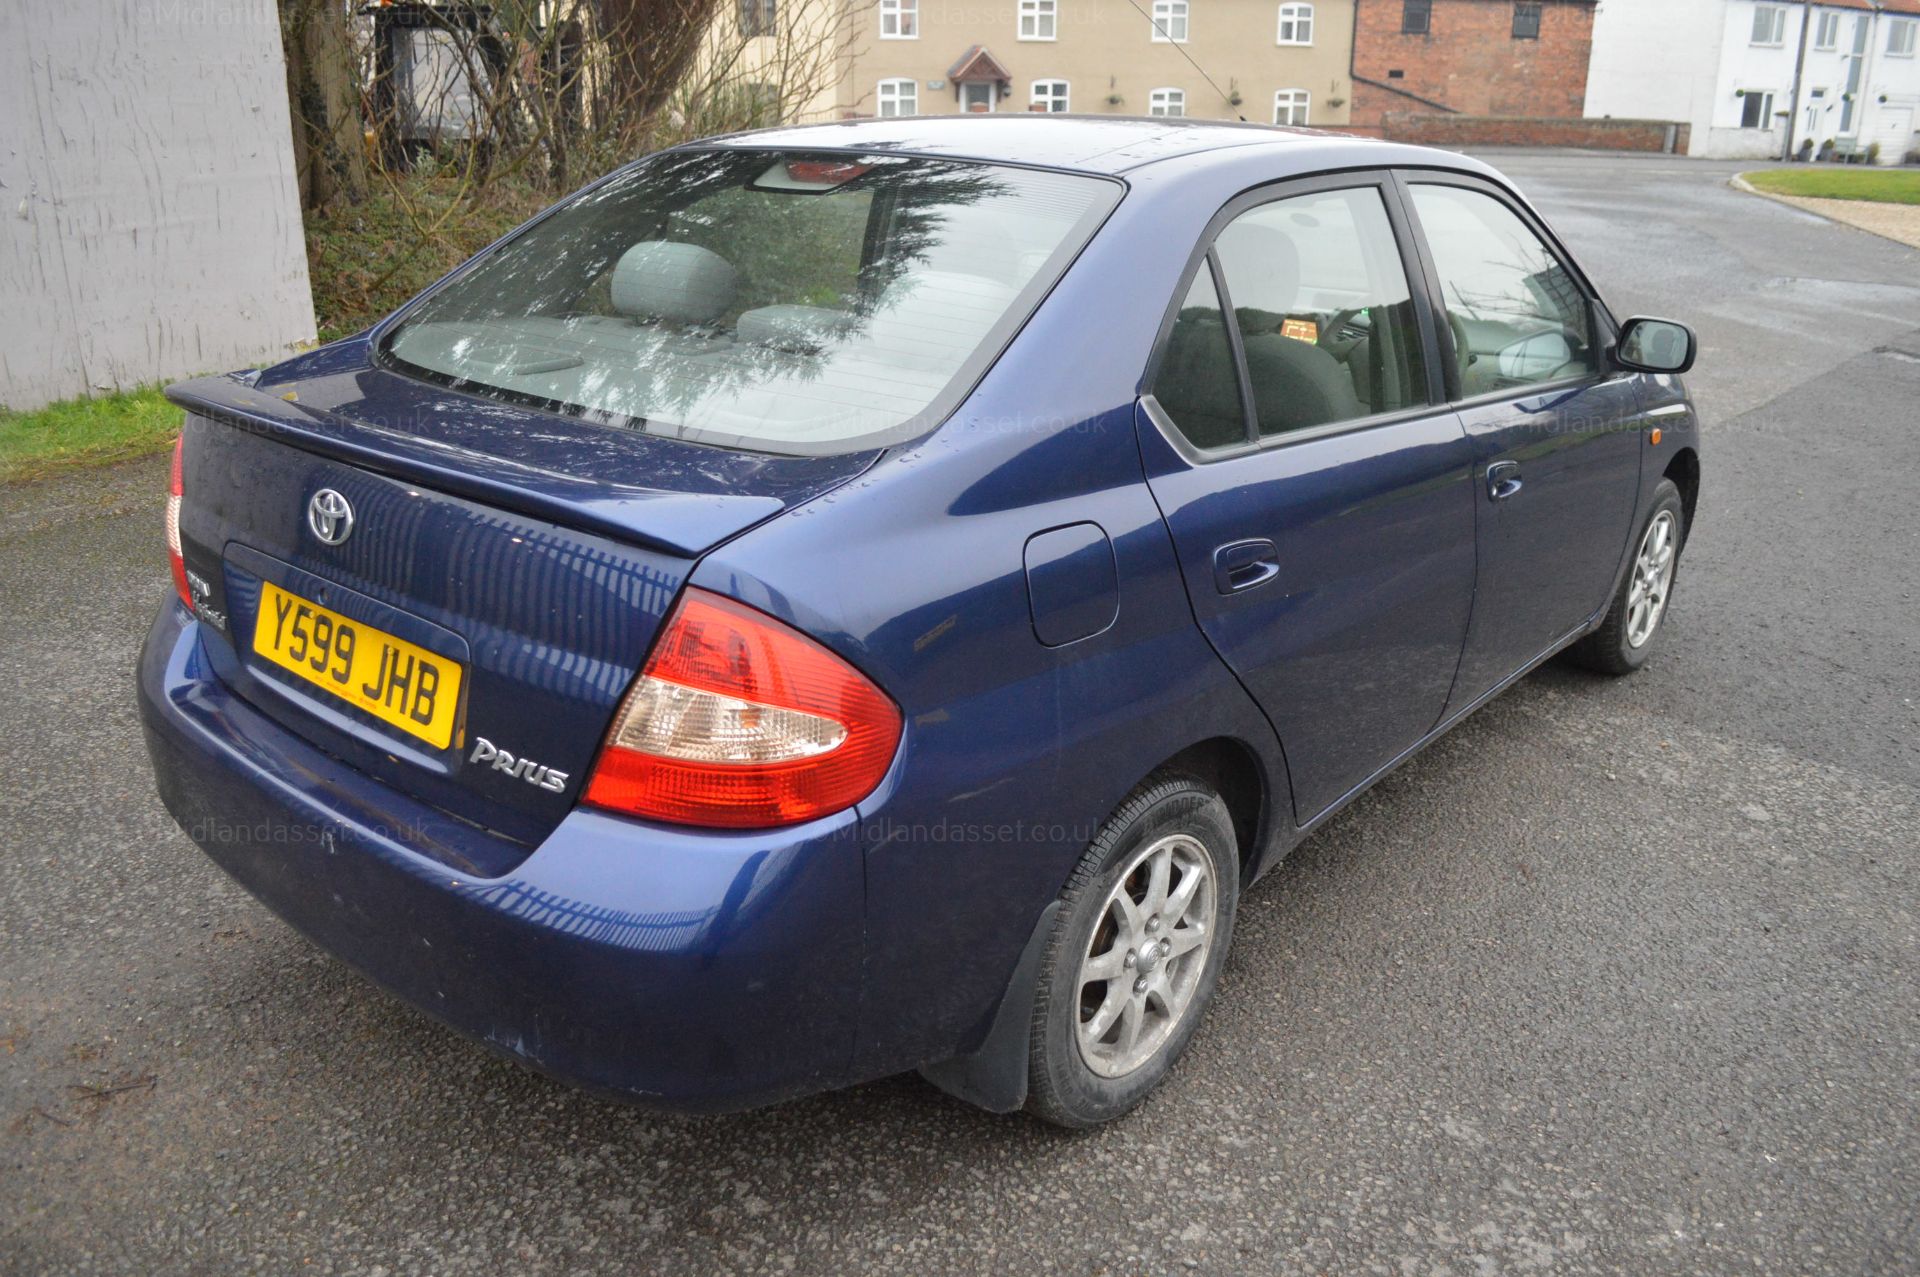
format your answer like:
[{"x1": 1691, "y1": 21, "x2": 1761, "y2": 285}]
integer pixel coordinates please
[
  {"x1": 1026, "y1": 773, "x2": 1240, "y2": 1129},
  {"x1": 1571, "y1": 477, "x2": 1687, "y2": 676}
]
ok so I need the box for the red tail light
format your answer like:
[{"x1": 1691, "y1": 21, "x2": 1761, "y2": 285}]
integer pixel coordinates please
[
  {"x1": 584, "y1": 589, "x2": 902, "y2": 829},
  {"x1": 165, "y1": 434, "x2": 191, "y2": 610}
]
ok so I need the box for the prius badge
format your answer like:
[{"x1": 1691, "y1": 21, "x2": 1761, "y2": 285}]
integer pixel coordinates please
[
  {"x1": 470, "y1": 737, "x2": 570, "y2": 794},
  {"x1": 307, "y1": 488, "x2": 354, "y2": 545}
]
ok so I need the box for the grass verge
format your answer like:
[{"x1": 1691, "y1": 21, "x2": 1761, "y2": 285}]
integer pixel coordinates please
[
  {"x1": 1742, "y1": 168, "x2": 1920, "y2": 205},
  {"x1": 0, "y1": 387, "x2": 181, "y2": 484}
]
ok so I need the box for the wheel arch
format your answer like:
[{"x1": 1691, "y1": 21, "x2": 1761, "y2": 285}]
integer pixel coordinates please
[
  {"x1": 1151, "y1": 735, "x2": 1273, "y2": 881},
  {"x1": 1664, "y1": 446, "x2": 1700, "y2": 545}
]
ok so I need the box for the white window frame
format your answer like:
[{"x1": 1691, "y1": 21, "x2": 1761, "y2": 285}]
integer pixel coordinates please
[
  {"x1": 1019, "y1": 0, "x2": 1058, "y2": 40},
  {"x1": 1890, "y1": 18, "x2": 1918, "y2": 57},
  {"x1": 1273, "y1": 88, "x2": 1311, "y2": 126},
  {"x1": 1149, "y1": 86, "x2": 1186, "y2": 116},
  {"x1": 1030, "y1": 79, "x2": 1070, "y2": 112},
  {"x1": 1277, "y1": 2, "x2": 1314, "y2": 45},
  {"x1": 1151, "y1": 0, "x2": 1189, "y2": 43},
  {"x1": 1739, "y1": 89, "x2": 1777, "y2": 128},
  {"x1": 1814, "y1": 11, "x2": 1841, "y2": 50},
  {"x1": 877, "y1": 77, "x2": 917, "y2": 116},
  {"x1": 1751, "y1": 4, "x2": 1788, "y2": 47},
  {"x1": 879, "y1": 0, "x2": 917, "y2": 39}
]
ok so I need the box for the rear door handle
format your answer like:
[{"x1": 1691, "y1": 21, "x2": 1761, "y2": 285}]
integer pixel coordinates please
[
  {"x1": 1487, "y1": 461, "x2": 1523, "y2": 502},
  {"x1": 1213, "y1": 538, "x2": 1280, "y2": 595}
]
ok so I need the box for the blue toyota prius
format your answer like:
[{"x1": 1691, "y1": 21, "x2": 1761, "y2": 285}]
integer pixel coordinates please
[{"x1": 140, "y1": 117, "x2": 1700, "y2": 1127}]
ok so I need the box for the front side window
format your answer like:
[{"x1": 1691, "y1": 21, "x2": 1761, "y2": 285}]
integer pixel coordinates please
[
  {"x1": 877, "y1": 77, "x2": 917, "y2": 116},
  {"x1": 1212, "y1": 187, "x2": 1430, "y2": 438},
  {"x1": 1403, "y1": 0, "x2": 1431, "y2": 35},
  {"x1": 1020, "y1": 0, "x2": 1058, "y2": 40},
  {"x1": 1751, "y1": 4, "x2": 1787, "y2": 46},
  {"x1": 1149, "y1": 87, "x2": 1186, "y2": 116},
  {"x1": 1409, "y1": 183, "x2": 1598, "y2": 399},
  {"x1": 1152, "y1": 0, "x2": 1189, "y2": 42},
  {"x1": 738, "y1": 0, "x2": 776, "y2": 37},
  {"x1": 1031, "y1": 79, "x2": 1070, "y2": 112},
  {"x1": 1278, "y1": 3, "x2": 1314, "y2": 44},
  {"x1": 1891, "y1": 18, "x2": 1918, "y2": 56},
  {"x1": 1512, "y1": 2, "x2": 1541, "y2": 39},
  {"x1": 1815, "y1": 11, "x2": 1841, "y2": 49},
  {"x1": 880, "y1": 0, "x2": 917, "y2": 39},
  {"x1": 1739, "y1": 89, "x2": 1776, "y2": 128},
  {"x1": 1273, "y1": 88, "x2": 1310, "y2": 126},
  {"x1": 380, "y1": 151, "x2": 1118, "y2": 454}
]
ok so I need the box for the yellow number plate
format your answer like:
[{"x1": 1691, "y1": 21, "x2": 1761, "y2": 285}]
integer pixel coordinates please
[{"x1": 252, "y1": 580, "x2": 464, "y2": 750}]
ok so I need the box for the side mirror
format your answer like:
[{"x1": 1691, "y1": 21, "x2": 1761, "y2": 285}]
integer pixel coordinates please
[{"x1": 1614, "y1": 317, "x2": 1697, "y2": 375}]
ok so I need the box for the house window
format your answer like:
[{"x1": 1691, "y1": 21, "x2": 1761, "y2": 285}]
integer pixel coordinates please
[
  {"x1": 1403, "y1": 0, "x2": 1431, "y2": 35},
  {"x1": 1019, "y1": 0, "x2": 1058, "y2": 39},
  {"x1": 1750, "y1": 5, "x2": 1788, "y2": 47},
  {"x1": 1512, "y1": 2, "x2": 1541, "y2": 40},
  {"x1": 743, "y1": 82, "x2": 782, "y2": 125},
  {"x1": 1277, "y1": 3, "x2": 1314, "y2": 45},
  {"x1": 877, "y1": 77, "x2": 917, "y2": 116},
  {"x1": 1273, "y1": 88, "x2": 1310, "y2": 125},
  {"x1": 1739, "y1": 90, "x2": 1776, "y2": 128},
  {"x1": 738, "y1": 0, "x2": 776, "y2": 37},
  {"x1": 879, "y1": 0, "x2": 917, "y2": 39},
  {"x1": 1815, "y1": 11, "x2": 1841, "y2": 50},
  {"x1": 1891, "y1": 18, "x2": 1918, "y2": 57},
  {"x1": 1152, "y1": 0, "x2": 1189, "y2": 42},
  {"x1": 1149, "y1": 87, "x2": 1185, "y2": 116},
  {"x1": 1031, "y1": 79, "x2": 1070, "y2": 111}
]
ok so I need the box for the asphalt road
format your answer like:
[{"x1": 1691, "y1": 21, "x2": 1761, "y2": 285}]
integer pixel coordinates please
[{"x1": 4, "y1": 152, "x2": 1919, "y2": 1276}]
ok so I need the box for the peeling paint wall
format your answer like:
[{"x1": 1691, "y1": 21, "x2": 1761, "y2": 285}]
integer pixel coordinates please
[{"x1": 0, "y1": 0, "x2": 316, "y2": 411}]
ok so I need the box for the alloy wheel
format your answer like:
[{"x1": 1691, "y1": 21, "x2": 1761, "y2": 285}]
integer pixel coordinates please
[
  {"x1": 1626, "y1": 509, "x2": 1678, "y2": 649},
  {"x1": 1074, "y1": 833, "x2": 1219, "y2": 1079}
]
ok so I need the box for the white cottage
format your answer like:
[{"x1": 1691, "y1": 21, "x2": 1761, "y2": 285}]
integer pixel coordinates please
[{"x1": 1586, "y1": 0, "x2": 1920, "y2": 163}]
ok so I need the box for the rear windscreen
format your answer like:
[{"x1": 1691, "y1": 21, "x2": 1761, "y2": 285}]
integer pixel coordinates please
[{"x1": 379, "y1": 149, "x2": 1119, "y2": 455}]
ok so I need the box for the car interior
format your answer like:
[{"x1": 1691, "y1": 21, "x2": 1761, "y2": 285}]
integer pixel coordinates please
[{"x1": 382, "y1": 154, "x2": 1107, "y2": 449}]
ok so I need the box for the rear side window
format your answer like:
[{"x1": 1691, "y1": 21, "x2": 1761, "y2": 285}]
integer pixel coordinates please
[
  {"x1": 1155, "y1": 266, "x2": 1248, "y2": 450},
  {"x1": 380, "y1": 150, "x2": 1118, "y2": 455},
  {"x1": 1213, "y1": 187, "x2": 1430, "y2": 438},
  {"x1": 1408, "y1": 183, "x2": 1598, "y2": 398}
]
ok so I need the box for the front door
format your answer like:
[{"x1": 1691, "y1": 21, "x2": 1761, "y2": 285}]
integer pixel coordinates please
[
  {"x1": 961, "y1": 82, "x2": 995, "y2": 113},
  {"x1": 1401, "y1": 179, "x2": 1644, "y2": 708},
  {"x1": 1139, "y1": 177, "x2": 1477, "y2": 823}
]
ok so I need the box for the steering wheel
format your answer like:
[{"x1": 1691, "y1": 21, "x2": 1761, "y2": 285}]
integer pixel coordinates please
[{"x1": 1318, "y1": 308, "x2": 1366, "y2": 360}]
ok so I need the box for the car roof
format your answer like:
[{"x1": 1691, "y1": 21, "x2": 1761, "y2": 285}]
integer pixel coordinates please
[{"x1": 703, "y1": 114, "x2": 1480, "y2": 179}]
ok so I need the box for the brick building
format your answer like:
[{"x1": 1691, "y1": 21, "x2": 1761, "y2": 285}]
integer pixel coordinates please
[{"x1": 1349, "y1": 0, "x2": 1598, "y2": 133}]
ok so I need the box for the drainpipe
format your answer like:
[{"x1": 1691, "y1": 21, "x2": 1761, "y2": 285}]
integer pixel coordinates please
[
  {"x1": 1857, "y1": 1, "x2": 1884, "y2": 158},
  {"x1": 1783, "y1": 0, "x2": 1813, "y2": 162}
]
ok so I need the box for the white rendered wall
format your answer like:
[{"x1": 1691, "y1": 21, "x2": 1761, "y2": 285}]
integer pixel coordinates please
[
  {"x1": 0, "y1": 0, "x2": 316, "y2": 410},
  {"x1": 1585, "y1": 0, "x2": 1727, "y2": 153}
]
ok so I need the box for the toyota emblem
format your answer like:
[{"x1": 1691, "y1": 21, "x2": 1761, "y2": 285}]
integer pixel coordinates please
[{"x1": 307, "y1": 489, "x2": 355, "y2": 546}]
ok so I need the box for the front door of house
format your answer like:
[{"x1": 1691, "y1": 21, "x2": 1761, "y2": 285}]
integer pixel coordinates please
[{"x1": 961, "y1": 82, "x2": 995, "y2": 113}]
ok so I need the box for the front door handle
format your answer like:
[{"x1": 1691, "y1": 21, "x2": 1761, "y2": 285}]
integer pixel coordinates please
[
  {"x1": 1487, "y1": 461, "x2": 1523, "y2": 502},
  {"x1": 1213, "y1": 538, "x2": 1280, "y2": 595}
]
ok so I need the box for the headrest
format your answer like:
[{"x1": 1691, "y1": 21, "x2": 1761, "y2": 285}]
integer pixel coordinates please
[
  {"x1": 736, "y1": 304, "x2": 853, "y2": 352},
  {"x1": 1214, "y1": 221, "x2": 1301, "y2": 315},
  {"x1": 610, "y1": 241, "x2": 737, "y2": 324}
]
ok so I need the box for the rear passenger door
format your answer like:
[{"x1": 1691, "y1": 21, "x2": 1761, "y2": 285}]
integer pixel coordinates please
[
  {"x1": 1399, "y1": 176, "x2": 1644, "y2": 709},
  {"x1": 1137, "y1": 174, "x2": 1477, "y2": 825}
]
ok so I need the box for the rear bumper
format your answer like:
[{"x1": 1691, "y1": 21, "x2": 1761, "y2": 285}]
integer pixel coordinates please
[{"x1": 137, "y1": 601, "x2": 865, "y2": 1112}]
